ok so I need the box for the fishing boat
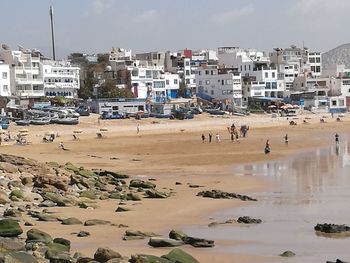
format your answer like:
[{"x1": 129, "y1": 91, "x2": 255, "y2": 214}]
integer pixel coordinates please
[
  {"x1": 15, "y1": 119, "x2": 30, "y2": 126},
  {"x1": 30, "y1": 118, "x2": 51, "y2": 125},
  {"x1": 55, "y1": 117, "x2": 79, "y2": 125}
]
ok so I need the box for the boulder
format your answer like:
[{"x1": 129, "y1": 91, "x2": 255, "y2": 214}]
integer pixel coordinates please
[
  {"x1": 0, "y1": 190, "x2": 10, "y2": 205},
  {"x1": 124, "y1": 193, "x2": 141, "y2": 201},
  {"x1": 115, "y1": 207, "x2": 130, "y2": 213},
  {"x1": 130, "y1": 255, "x2": 172, "y2": 263},
  {"x1": 0, "y1": 162, "x2": 19, "y2": 173},
  {"x1": 45, "y1": 249, "x2": 71, "y2": 263},
  {"x1": 94, "y1": 247, "x2": 121, "y2": 263},
  {"x1": 92, "y1": 169, "x2": 129, "y2": 179},
  {"x1": 9, "y1": 190, "x2": 24, "y2": 200},
  {"x1": 123, "y1": 230, "x2": 159, "y2": 241},
  {"x1": 280, "y1": 251, "x2": 296, "y2": 257},
  {"x1": 0, "y1": 219, "x2": 23, "y2": 237},
  {"x1": 169, "y1": 229, "x2": 187, "y2": 241},
  {"x1": 61, "y1": 217, "x2": 83, "y2": 225},
  {"x1": 144, "y1": 189, "x2": 168, "y2": 199},
  {"x1": 35, "y1": 212, "x2": 58, "y2": 222},
  {"x1": 0, "y1": 237, "x2": 25, "y2": 252},
  {"x1": 26, "y1": 228, "x2": 53, "y2": 244},
  {"x1": 77, "y1": 231, "x2": 90, "y2": 237},
  {"x1": 79, "y1": 190, "x2": 98, "y2": 200},
  {"x1": 197, "y1": 190, "x2": 257, "y2": 201},
  {"x1": 34, "y1": 175, "x2": 69, "y2": 192},
  {"x1": 326, "y1": 260, "x2": 349, "y2": 263},
  {"x1": 315, "y1": 223, "x2": 350, "y2": 233},
  {"x1": 53, "y1": 238, "x2": 71, "y2": 250},
  {"x1": 3, "y1": 209, "x2": 22, "y2": 218},
  {"x1": 78, "y1": 169, "x2": 96, "y2": 178},
  {"x1": 168, "y1": 229, "x2": 214, "y2": 248},
  {"x1": 42, "y1": 192, "x2": 69, "y2": 207},
  {"x1": 4, "y1": 251, "x2": 38, "y2": 263},
  {"x1": 64, "y1": 162, "x2": 80, "y2": 173},
  {"x1": 77, "y1": 257, "x2": 94, "y2": 263},
  {"x1": 148, "y1": 237, "x2": 184, "y2": 248},
  {"x1": 39, "y1": 200, "x2": 56, "y2": 207},
  {"x1": 84, "y1": 219, "x2": 110, "y2": 226},
  {"x1": 129, "y1": 179, "x2": 155, "y2": 189},
  {"x1": 237, "y1": 216, "x2": 262, "y2": 224},
  {"x1": 162, "y1": 248, "x2": 199, "y2": 263}
]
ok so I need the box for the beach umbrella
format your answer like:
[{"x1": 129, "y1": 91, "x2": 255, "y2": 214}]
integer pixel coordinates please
[
  {"x1": 100, "y1": 127, "x2": 108, "y2": 132},
  {"x1": 280, "y1": 105, "x2": 288, "y2": 109},
  {"x1": 18, "y1": 132, "x2": 29, "y2": 137},
  {"x1": 73, "y1": 129, "x2": 83, "y2": 134},
  {"x1": 19, "y1": 129, "x2": 29, "y2": 133},
  {"x1": 293, "y1": 105, "x2": 300, "y2": 109}
]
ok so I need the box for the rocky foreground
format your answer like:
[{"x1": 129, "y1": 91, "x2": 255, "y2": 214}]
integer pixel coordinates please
[{"x1": 0, "y1": 153, "x2": 210, "y2": 262}]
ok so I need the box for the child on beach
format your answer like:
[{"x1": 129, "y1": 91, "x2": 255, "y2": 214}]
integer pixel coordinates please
[
  {"x1": 201, "y1": 134, "x2": 205, "y2": 143},
  {"x1": 216, "y1": 133, "x2": 221, "y2": 143},
  {"x1": 264, "y1": 140, "x2": 271, "y2": 154}
]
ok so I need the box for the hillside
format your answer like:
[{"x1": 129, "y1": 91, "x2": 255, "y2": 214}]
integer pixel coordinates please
[{"x1": 322, "y1": 43, "x2": 350, "y2": 68}]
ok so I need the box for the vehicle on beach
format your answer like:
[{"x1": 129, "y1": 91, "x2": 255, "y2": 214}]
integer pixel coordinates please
[
  {"x1": 101, "y1": 111, "x2": 123, "y2": 119},
  {"x1": 0, "y1": 118, "x2": 10, "y2": 129},
  {"x1": 30, "y1": 117, "x2": 51, "y2": 125}
]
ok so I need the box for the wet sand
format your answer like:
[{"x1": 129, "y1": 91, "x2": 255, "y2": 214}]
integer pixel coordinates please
[{"x1": 1, "y1": 113, "x2": 349, "y2": 262}]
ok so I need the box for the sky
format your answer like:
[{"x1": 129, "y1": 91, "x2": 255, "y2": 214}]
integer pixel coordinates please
[{"x1": 1, "y1": 0, "x2": 350, "y2": 59}]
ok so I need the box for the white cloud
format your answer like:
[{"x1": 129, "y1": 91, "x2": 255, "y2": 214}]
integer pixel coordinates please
[
  {"x1": 291, "y1": 0, "x2": 350, "y2": 16},
  {"x1": 91, "y1": 0, "x2": 113, "y2": 15},
  {"x1": 210, "y1": 4, "x2": 254, "y2": 24},
  {"x1": 134, "y1": 10, "x2": 160, "y2": 23}
]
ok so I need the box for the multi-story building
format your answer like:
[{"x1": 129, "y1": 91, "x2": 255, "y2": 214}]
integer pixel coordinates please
[
  {"x1": 307, "y1": 52, "x2": 322, "y2": 77},
  {"x1": 0, "y1": 48, "x2": 80, "y2": 98},
  {"x1": 0, "y1": 62, "x2": 10, "y2": 97},
  {"x1": 195, "y1": 65, "x2": 242, "y2": 107}
]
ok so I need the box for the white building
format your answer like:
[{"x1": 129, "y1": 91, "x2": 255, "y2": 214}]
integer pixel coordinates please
[
  {"x1": 195, "y1": 65, "x2": 242, "y2": 106},
  {"x1": 0, "y1": 62, "x2": 10, "y2": 97},
  {"x1": 250, "y1": 69, "x2": 285, "y2": 98},
  {"x1": 183, "y1": 58, "x2": 196, "y2": 91},
  {"x1": 307, "y1": 52, "x2": 322, "y2": 77},
  {"x1": 43, "y1": 61, "x2": 80, "y2": 98}
]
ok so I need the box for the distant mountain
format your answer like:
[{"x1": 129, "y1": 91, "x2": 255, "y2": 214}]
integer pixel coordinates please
[{"x1": 322, "y1": 43, "x2": 350, "y2": 68}]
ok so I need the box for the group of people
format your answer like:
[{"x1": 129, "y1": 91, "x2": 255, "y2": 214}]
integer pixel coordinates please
[{"x1": 201, "y1": 132, "x2": 221, "y2": 143}]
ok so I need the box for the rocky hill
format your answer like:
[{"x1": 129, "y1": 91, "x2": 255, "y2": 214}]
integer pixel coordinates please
[{"x1": 322, "y1": 43, "x2": 350, "y2": 68}]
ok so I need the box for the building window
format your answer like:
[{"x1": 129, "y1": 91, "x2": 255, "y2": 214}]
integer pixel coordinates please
[
  {"x1": 248, "y1": 65, "x2": 251, "y2": 71},
  {"x1": 205, "y1": 80, "x2": 210, "y2": 85},
  {"x1": 174, "y1": 79, "x2": 178, "y2": 84},
  {"x1": 265, "y1": 72, "x2": 268, "y2": 78},
  {"x1": 309, "y1": 58, "x2": 315, "y2": 63},
  {"x1": 339, "y1": 100, "x2": 344, "y2": 106},
  {"x1": 198, "y1": 71, "x2": 201, "y2": 75},
  {"x1": 211, "y1": 70, "x2": 216, "y2": 75},
  {"x1": 332, "y1": 100, "x2": 337, "y2": 106},
  {"x1": 272, "y1": 72, "x2": 276, "y2": 78},
  {"x1": 316, "y1": 57, "x2": 321, "y2": 63},
  {"x1": 240, "y1": 65, "x2": 242, "y2": 71},
  {"x1": 3, "y1": 85, "x2": 8, "y2": 91},
  {"x1": 185, "y1": 61, "x2": 190, "y2": 66},
  {"x1": 316, "y1": 66, "x2": 321, "y2": 73},
  {"x1": 166, "y1": 80, "x2": 170, "y2": 85},
  {"x1": 199, "y1": 80, "x2": 202, "y2": 85},
  {"x1": 186, "y1": 70, "x2": 190, "y2": 75},
  {"x1": 2, "y1": 72, "x2": 7, "y2": 79},
  {"x1": 222, "y1": 90, "x2": 227, "y2": 95},
  {"x1": 205, "y1": 70, "x2": 209, "y2": 75},
  {"x1": 211, "y1": 90, "x2": 214, "y2": 95},
  {"x1": 244, "y1": 65, "x2": 246, "y2": 71},
  {"x1": 186, "y1": 79, "x2": 190, "y2": 84},
  {"x1": 311, "y1": 66, "x2": 316, "y2": 72}
]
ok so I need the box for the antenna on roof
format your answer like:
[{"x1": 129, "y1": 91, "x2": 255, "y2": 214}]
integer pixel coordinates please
[{"x1": 49, "y1": 6, "x2": 56, "y2": 60}]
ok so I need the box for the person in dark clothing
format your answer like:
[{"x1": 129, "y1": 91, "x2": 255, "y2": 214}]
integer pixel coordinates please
[
  {"x1": 284, "y1": 134, "x2": 288, "y2": 145},
  {"x1": 335, "y1": 133, "x2": 339, "y2": 145},
  {"x1": 208, "y1": 132, "x2": 212, "y2": 143},
  {"x1": 201, "y1": 134, "x2": 205, "y2": 143}
]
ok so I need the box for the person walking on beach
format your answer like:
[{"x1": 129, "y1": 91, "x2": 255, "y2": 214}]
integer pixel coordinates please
[
  {"x1": 59, "y1": 142, "x2": 65, "y2": 150},
  {"x1": 201, "y1": 134, "x2": 205, "y2": 143},
  {"x1": 284, "y1": 134, "x2": 288, "y2": 145},
  {"x1": 208, "y1": 132, "x2": 212, "y2": 143},
  {"x1": 216, "y1": 133, "x2": 221, "y2": 143},
  {"x1": 235, "y1": 130, "x2": 240, "y2": 143},
  {"x1": 265, "y1": 139, "x2": 271, "y2": 154},
  {"x1": 137, "y1": 124, "x2": 140, "y2": 134},
  {"x1": 335, "y1": 133, "x2": 339, "y2": 145}
]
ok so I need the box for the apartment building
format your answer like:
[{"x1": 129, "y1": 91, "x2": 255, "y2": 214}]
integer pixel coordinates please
[
  {"x1": 195, "y1": 65, "x2": 242, "y2": 107},
  {"x1": 0, "y1": 62, "x2": 10, "y2": 97}
]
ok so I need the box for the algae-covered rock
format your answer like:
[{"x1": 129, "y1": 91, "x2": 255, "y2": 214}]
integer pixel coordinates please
[
  {"x1": 84, "y1": 219, "x2": 110, "y2": 226},
  {"x1": 9, "y1": 190, "x2": 24, "y2": 199},
  {"x1": 280, "y1": 251, "x2": 296, "y2": 257},
  {"x1": 26, "y1": 228, "x2": 53, "y2": 244},
  {"x1": 0, "y1": 219, "x2": 23, "y2": 237},
  {"x1": 161, "y1": 248, "x2": 199, "y2": 263},
  {"x1": 148, "y1": 237, "x2": 184, "y2": 248},
  {"x1": 61, "y1": 217, "x2": 83, "y2": 225},
  {"x1": 129, "y1": 179, "x2": 155, "y2": 189},
  {"x1": 94, "y1": 247, "x2": 121, "y2": 262}
]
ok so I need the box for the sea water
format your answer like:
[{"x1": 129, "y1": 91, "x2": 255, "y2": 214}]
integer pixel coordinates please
[{"x1": 187, "y1": 141, "x2": 350, "y2": 262}]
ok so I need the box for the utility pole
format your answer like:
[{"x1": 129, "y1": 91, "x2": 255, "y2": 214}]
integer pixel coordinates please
[{"x1": 49, "y1": 6, "x2": 56, "y2": 60}]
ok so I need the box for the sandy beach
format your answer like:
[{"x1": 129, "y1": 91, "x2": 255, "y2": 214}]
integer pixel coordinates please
[{"x1": 1, "y1": 112, "x2": 348, "y2": 263}]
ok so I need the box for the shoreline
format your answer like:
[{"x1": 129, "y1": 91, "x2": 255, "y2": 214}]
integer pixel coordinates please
[{"x1": 0, "y1": 113, "x2": 348, "y2": 262}]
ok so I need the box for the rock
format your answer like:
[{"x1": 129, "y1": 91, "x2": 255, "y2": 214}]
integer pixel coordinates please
[
  {"x1": 124, "y1": 193, "x2": 141, "y2": 201},
  {"x1": 326, "y1": 260, "x2": 349, "y2": 263},
  {"x1": 94, "y1": 247, "x2": 121, "y2": 262},
  {"x1": 115, "y1": 207, "x2": 130, "y2": 213},
  {"x1": 3, "y1": 208, "x2": 22, "y2": 218},
  {"x1": 188, "y1": 184, "x2": 203, "y2": 188},
  {"x1": 92, "y1": 169, "x2": 129, "y2": 179},
  {"x1": 148, "y1": 237, "x2": 184, "y2": 248},
  {"x1": 123, "y1": 230, "x2": 159, "y2": 241},
  {"x1": 280, "y1": 251, "x2": 296, "y2": 257},
  {"x1": 129, "y1": 179, "x2": 155, "y2": 189},
  {"x1": 77, "y1": 231, "x2": 90, "y2": 237},
  {"x1": 144, "y1": 189, "x2": 168, "y2": 199},
  {"x1": 9, "y1": 190, "x2": 24, "y2": 200},
  {"x1": 175, "y1": 182, "x2": 182, "y2": 185},
  {"x1": 53, "y1": 238, "x2": 71, "y2": 250},
  {"x1": 0, "y1": 190, "x2": 10, "y2": 205},
  {"x1": 108, "y1": 193, "x2": 121, "y2": 199},
  {"x1": 78, "y1": 169, "x2": 96, "y2": 178},
  {"x1": 4, "y1": 251, "x2": 38, "y2": 263},
  {"x1": 197, "y1": 190, "x2": 257, "y2": 201},
  {"x1": 61, "y1": 217, "x2": 83, "y2": 225},
  {"x1": 182, "y1": 236, "x2": 214, "y2": 248},
  {"x1": 45, "y1": 249, "x2": 71, "y2": 262},
  {"x1": 39, "y1": 200, "x2": 56, "y2": 207},
  {"x1": 80, "y1": 190, "x2": 98, "y2": 200},
  {"x1": 34, "y1": 175, "x2": 69, "y2": 192},
  {"x1": 169, "y1": 229, "x2": 187, "y2": 241},
  {"x1": 21, "y1": 177, "x2": 33, "y2": 186},
  {"x1": 42, "y1": 192, "x2": 69, "y2": 207},
  {"x1": 0, "y1": 219, "x2": 23, "y2": 237},
  {"x1": 237, "y1": 216, "x2": 262, "y2": 224},
  {"x1": 130, "y1": 255, "x2": 172, "y2": 263},
  {"x1": 161, "y1": 248, "x2": 199, "y2": 263},
  {"x1": 0, "y1": 162, "x2": 19, "y2": 173},
  {"x1": 0, "y1": 237, "x2": 25, "y2": 252},
  {"x1": 26, "y1": 228, "x2": 53, "y2": 244},
  {"x1": 77, "y1": 257, "x2": 94, "y2": 263},
  {"x1": 106, "y1": 258, "x2": 129, "y2": 263},
  {"x1": 35, "y1": 212, "x2": 58, "y2": 222},
  {"x1": 84, "y1": 219, "x2": 110, "y2": 226},
  {"x1": 314, "y1": 223, "x2": 350, "y2": 234},
  {"x1": 24, "y1": 221, "x2": 35, "y2": 226},
  {"x1": 64, "y1": 162, "x2": 80, "y2": 173}
]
